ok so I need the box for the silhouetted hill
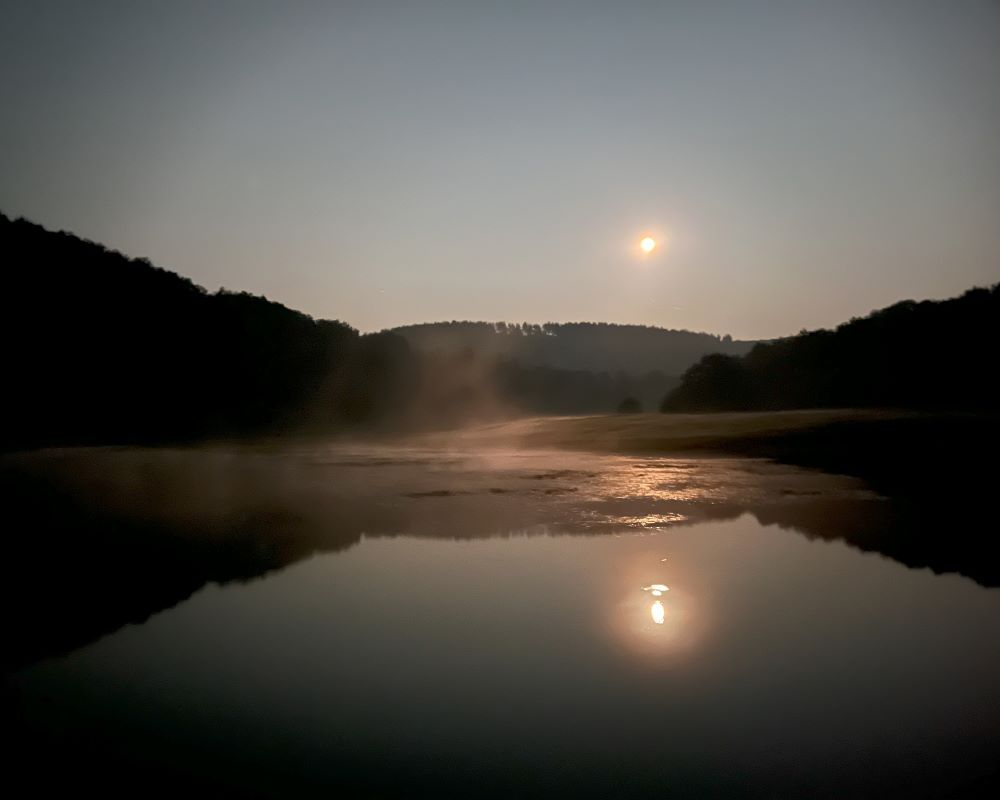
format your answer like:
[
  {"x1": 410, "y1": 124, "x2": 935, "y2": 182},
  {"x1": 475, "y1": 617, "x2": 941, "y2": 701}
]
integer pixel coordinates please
[
  {"x1": 391, "y1": 320, "x2": 755, "y2": 376},
  {"x1": 663, "y1": 285, "x2": 1000, "y2": 412},
  {"x1": 0, "y1": 213, "x2": 416, "y2": 448}
]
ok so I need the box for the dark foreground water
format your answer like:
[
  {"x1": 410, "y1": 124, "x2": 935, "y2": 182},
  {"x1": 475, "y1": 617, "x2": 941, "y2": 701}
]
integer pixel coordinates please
[{"x1": 3, "y1": 445, "x2": 999, "y2": 797}]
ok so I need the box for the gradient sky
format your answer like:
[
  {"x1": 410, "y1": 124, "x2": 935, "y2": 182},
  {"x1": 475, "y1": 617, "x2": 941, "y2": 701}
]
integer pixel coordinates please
[{"x1": 2, "y1": 0, "x2": 998, "y2": 338}]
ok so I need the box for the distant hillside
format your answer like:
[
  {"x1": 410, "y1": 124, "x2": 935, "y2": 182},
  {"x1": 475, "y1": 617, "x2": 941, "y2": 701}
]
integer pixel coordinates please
[
  {"x1": 391, "y1": 321, "x2": 755, "y2": 376},
  {"x1": 663, "y1": 285, "x2": 1000, "y2": 412}
]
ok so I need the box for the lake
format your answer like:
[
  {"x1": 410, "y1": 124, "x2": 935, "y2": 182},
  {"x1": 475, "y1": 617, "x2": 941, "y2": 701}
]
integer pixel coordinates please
[{"x1": 4, "y1": 445, "x2": 999, "y2": 797}]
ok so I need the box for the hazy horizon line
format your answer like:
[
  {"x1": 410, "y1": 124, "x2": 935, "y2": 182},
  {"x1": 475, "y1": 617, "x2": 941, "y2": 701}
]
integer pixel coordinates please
[{"x1": 5, "y1": 209, "x2": 994, "y2": 345}]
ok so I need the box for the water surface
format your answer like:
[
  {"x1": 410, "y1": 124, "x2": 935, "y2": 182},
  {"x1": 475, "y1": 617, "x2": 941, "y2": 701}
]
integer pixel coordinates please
[{"x1": 4, "y1": 446, "x2": 999, "y2": 797}]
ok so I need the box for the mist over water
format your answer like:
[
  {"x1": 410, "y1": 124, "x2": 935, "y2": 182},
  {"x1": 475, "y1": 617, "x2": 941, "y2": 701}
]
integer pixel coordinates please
[{"x1": 5, "y1": 442, "x2": 999, "y2": 797}]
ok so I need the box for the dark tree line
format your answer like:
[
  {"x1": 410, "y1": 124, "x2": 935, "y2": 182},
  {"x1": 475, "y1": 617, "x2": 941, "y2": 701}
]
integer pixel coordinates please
[
  {"x1": 0, "y1": 213, "x2": 419, "y2": 448},
  {"x1": 16, "y1": 210, "x2": 986, "y2": 443},
  {"x1": 663, "y1": 285, "x2": 1000, "y2": 412}
]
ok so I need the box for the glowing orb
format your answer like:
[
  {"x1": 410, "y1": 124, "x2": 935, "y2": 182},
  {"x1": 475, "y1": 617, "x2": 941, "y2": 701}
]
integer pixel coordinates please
[{"x1": 639, "y1": 236, "x2": 657, "y2": 253}]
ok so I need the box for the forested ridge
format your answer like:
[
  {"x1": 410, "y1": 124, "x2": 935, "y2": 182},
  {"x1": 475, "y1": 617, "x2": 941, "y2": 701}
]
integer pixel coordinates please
[
  {"x1": 7, "y1": 211, "x2": 989, "y2": 452},
  {"x1": 1, "y1": 213, "x2": 421, "y2": 448},
  {"x1": 664, "y1": 285, "x2": 1000, "y2": 412},
  {"x1": 392, "y1": 320, "x2": 753, "y2": 375}
]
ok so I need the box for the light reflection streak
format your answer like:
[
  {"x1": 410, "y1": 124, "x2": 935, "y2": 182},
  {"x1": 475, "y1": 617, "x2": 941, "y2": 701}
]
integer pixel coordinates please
[
  {"x1": 610, "y1": 564, "x2": 702, "y2": 656},
  {"x1": 642, "y1": 583, "x2": 670, "y2": 625}
]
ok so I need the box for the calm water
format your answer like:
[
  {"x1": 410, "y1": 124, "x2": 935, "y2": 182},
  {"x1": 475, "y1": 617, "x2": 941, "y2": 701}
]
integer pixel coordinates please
[{"x1": 4, "y1": 446, "x2": 1000, "y2": 797}]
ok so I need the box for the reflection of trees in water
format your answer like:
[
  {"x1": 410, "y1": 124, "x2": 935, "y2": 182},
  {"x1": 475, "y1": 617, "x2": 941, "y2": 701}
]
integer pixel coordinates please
[
  {"x1": 2, "y1": 450, "x2": 996, "y2": 671},
  {"x1": 1, "y1": 462, "x2": 408, "y2": 671},
  {"x1": 692, "y1": 497, "x2": 1000, "y2": 590}
]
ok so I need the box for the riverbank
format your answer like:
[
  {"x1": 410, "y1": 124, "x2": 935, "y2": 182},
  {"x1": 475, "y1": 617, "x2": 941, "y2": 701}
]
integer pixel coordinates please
[{"x1": 411, "y1": 408, "x2": 1000, "y2": 498}]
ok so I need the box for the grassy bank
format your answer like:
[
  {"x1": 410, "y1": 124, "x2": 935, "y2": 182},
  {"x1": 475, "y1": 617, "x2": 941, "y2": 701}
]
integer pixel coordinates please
[{"x1": 418, "y1": 409, "x2": 998, "y2": 499}]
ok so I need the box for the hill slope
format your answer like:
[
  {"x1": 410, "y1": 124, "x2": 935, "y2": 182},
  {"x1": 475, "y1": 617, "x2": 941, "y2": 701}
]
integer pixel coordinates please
[
  {"x1": 391, "y1": 320, "x2": 755, "y2": 376},
  {"x1": 0, "y1": 213, "x2": 414, "y2": 448},
  {"x1": 663, "y1": 285, "x2": 1000, "y2": 412}
]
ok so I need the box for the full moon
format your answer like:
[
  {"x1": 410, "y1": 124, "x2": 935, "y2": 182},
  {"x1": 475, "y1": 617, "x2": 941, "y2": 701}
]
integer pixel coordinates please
[{"x1": 640, "y1": 236, "x2": 657, "y2": 253}]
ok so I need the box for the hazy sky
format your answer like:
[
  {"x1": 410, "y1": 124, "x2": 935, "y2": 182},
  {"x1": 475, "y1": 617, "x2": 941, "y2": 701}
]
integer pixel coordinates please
[{"x1": 2, "y1": 1, "x2": 998, "y2": 338}]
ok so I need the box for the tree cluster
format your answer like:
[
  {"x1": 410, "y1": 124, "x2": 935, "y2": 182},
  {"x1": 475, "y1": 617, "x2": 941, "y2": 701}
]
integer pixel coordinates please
[{"x1": 663, "y1": 286, "x2": 1000, "y2": 412}]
